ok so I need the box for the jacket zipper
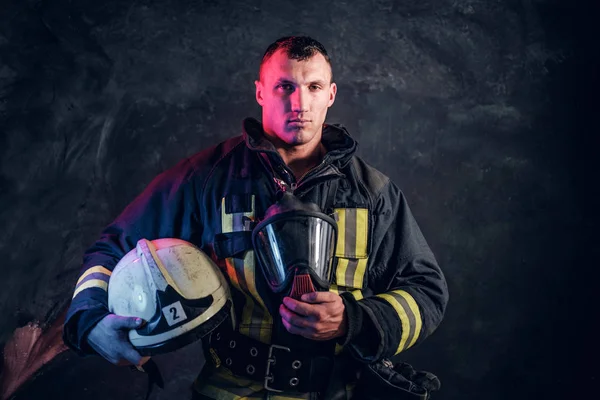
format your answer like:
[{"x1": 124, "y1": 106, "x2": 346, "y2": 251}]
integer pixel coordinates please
[
  {"x1": 293, "y1": 155, "x2": 338, "y2": 193},
  {"x1": 272, "y1": 170, "x2": 343, "y2": 196},
  {"x1": 259, "y1": 151, "x2": 343, "y2": 195}
]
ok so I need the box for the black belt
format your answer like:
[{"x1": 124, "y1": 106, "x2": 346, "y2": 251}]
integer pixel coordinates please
[{"x1": 208, "y1": 328, "x2": 333, "y2": 393}]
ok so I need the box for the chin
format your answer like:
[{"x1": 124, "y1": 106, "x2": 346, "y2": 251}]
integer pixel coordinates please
[{"x1": 284, "y1": 129, "x2": 315, "y2": 145}]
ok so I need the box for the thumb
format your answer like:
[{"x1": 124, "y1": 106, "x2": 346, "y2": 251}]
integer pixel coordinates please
[
  {"x1": 300, "y1": 291, "x2": 337, "y2": 303},
  {"x1": 300, "y1": 291, "x2": 322, "y2": 303},
  {"x1": 112, "y1": 315, "x2": 144, "y2": 330}
]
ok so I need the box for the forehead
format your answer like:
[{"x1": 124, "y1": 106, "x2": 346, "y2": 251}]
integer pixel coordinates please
[{"x1": 261, "y1": 49, "x2": 332, "y2": 82}]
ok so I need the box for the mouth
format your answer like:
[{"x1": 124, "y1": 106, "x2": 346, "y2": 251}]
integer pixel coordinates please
[{"x1": 288, "y1": 119, "x2": 310, "y2": 123}]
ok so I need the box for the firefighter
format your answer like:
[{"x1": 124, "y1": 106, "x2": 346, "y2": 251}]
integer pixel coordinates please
[{"x1": 63, "y1": 36, "x2": 449, "y2": 399}]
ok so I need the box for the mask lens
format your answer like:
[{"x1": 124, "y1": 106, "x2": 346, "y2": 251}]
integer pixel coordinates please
[{"x1": 253, "y1": 215, "x2": 336, "y2": 293}]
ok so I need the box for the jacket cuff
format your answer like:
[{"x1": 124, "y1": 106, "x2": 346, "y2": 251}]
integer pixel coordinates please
[
  {"x1": 63, "y1": 307, "x2": 110, "y2": 356},
  {"x1": 337, "y1": 292, "x2": 363, "y2": 346},
  {"x1": 338, "y1": 293, "x2": 384, "y2": 362}
]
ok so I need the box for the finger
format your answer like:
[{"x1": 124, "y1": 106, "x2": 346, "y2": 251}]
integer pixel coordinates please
[
  {"x1": 109, "y1": 315, "x2": 144, "y2": 330},
  {"x1": 300, "y1": 291, "x2": 338, "y2": 303},
  {"x1": 282, "y1": 318, "x2": 330, "y2": 341},
  {"x1": 279, "y1": 304, "x2": 313, "y2": 329},
  {"x1": 282, "y1": 297, "x2": 320, "y2": 318},
  {"x1": 280, "y1": 315, "x2": 295, "y2": 334},
  {"x1": 121, "y1": 346, "x2": 144, "y2": 366},
  {"x1": 281, "y1": 315, "x2": 315, "y2": 339}
]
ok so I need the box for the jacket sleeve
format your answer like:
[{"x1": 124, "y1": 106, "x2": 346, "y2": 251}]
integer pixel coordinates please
[
  {"x1": 339, "y1": 180, "x2": 448, "y2": 363},
  {"x1": 62, "y1": 158, "x2": 202, "y2": 356}
]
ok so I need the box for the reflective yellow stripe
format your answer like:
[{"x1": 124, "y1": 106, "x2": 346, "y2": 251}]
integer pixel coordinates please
[
  {"x1": 76, "y1": 266, "x2": 111, "y2": 285},
  {"x1": 349, "y1": 289, "x2": 364, "y2": 301},
  {"x1": 221, "y1": 198, "x2": 233, "y2": 233},
  {"x1": 335, "y1": 258, "x2": 350, "y2": 288},
  {"x1": 196, "y1": 384, "x2": 244, "y2": 400},
  {"x1": 346, "y1": 382, "x2": 356, "y2": 397},
  {"x1": 352, "y1": 258, "x2": 368, "y2": 288},
  {"x1": 377, "y1": 293, "x2": 409, "y2": 353},
  {"x1": 224, "y1": 257, "x2": 257, "y2": 340},
  {"x1": 335, "y1": 257, "x2": 369, "y2": 289},
  {"x1": 195, "y1": 368, "x2": 262, "y2": 398},
  {"x1": 221, "y1": 196, "x2": 272, "y2": 344},
  {"x1": 333, "y1": 208, "x2": 369, "y2": 288},
  {"x1": 334, "y1": 208, "x2": 346, "y2": 257},
  {"x1": 225, "y1": 258, "x2": 242, "y2": 292},
  {"x1": 329, "y1": 284, "x2": 340, "y2": 294},
  {"x1": 242, "y1": 251, "x2": 272, "y2": 344},
  {"x1": 334, "y1": 208, "x2": 368, "y2": 259},
  {"x1": 330, "y1": 284, "x2": 365, "y2": 300},
  {"x1": 376, "y1": 290, "x2": 422, "y2": 354},
  {"x1": 238, "y1": 294, "x2": 256, "y2": 339},
  {"x1": 355, "y1": 208, "x2": 368, "y2": 258},
  {"x1": 236, "y1": 257, "x2": 256, "y2": 340},
  {"x1": 394, "y1": 290, "x2": 422, "y2": 349},
  {"x1": 72, "y1": 279, "x2": 108, "y2": 298}
]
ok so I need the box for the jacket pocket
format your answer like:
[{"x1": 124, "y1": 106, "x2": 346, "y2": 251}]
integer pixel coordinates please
[
  {"x1": 332, "y1": 207, "x2": 370, "y2": 289},
  {"x1": 220, "y1": 194, "x2": 255, "y2": 234}
]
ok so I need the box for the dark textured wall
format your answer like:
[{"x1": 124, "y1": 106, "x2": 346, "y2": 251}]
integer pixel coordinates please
[{"x1": 1, "y1": 0, "x2": 596, "y2": 399}]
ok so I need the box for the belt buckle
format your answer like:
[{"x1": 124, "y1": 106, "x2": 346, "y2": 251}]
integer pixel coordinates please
[{"x1": 264, "y1": 344, "x2": 291, "y2": 392}]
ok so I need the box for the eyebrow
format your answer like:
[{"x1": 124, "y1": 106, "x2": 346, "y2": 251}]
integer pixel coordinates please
[{"x1": 275, "y1": 78, "x2": 328, "y2": 86}]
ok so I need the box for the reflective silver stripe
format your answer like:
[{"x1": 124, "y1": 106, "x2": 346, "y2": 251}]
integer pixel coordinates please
[{"x1": 344, "y1": 207, "x2": 357, "y2": 256}]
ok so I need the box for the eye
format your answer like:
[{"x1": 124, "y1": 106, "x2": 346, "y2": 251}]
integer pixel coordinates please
[
  {"x1": 277, "y1": 84, "x2": 294, "y2": 92},
  {"x1": 309, "y1": 85, "x2": 322, "y2": 91}
]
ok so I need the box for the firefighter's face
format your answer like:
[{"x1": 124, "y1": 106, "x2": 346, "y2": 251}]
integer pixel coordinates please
[{"x1": 255, "y1": 49, "x2": 337, "y2": 147}]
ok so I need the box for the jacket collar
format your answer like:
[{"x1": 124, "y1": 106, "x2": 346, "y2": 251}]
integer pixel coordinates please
[{"x1": 242, "y1": 117, "x2": 357, "y2": 169}]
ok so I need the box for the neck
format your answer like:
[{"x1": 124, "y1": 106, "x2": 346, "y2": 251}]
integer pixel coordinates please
[
  {"x1": 263, "y1": 131, "x2": 326, "y2": 181},
  {"x1": 279, "y1": 141, "x2": 326, "y2": 181}
]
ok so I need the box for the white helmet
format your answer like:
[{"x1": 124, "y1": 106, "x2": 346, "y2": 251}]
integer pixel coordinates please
[{"x1": 108, "y1": 238, "x2": 233, "y2": 355}]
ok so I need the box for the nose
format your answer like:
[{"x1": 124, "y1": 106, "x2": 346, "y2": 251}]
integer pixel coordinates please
[{"x1": 289, "y1": 87, "x2": 308, "y2": 113}]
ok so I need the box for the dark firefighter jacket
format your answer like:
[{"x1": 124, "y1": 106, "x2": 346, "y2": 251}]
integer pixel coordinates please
[{"x1": 62, "y1": 117, "x2": 448, "y2": 397}]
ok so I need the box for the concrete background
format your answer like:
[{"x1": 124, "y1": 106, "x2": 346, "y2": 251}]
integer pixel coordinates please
[{"x1": 1, "y1": 0, "x2": 596, "y2": 399}]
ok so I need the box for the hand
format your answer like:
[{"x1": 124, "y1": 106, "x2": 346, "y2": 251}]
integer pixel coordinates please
[
  {"x1": 86, "y1": 314, "x2": 150, "y2": 366},
  {"x1": 279, "y1": 291, "x2": 348, "y2": 341}
]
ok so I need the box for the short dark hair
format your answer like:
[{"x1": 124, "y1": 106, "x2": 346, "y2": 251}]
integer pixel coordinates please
[{"x1": 259, "y1": 36, "x2": 334, "y2": 82}]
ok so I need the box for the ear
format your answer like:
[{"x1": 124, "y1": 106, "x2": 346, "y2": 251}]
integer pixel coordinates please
[
  {"x1": 327, "y1": 82, "x2": 337, "y2": 108},
  {"x1": 255, "y1": 80, "x2": 264, "y2": 107}
]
